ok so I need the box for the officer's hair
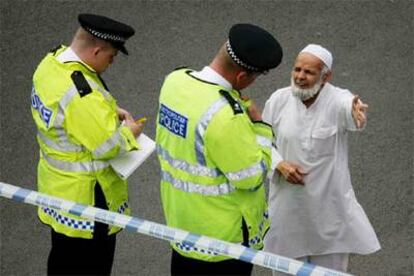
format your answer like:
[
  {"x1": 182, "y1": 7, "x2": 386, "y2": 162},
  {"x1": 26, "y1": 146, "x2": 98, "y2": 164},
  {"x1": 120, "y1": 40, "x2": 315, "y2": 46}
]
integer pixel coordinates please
[
  {"x1": 73, "y1": 27, "x2": 112, "y2": 51},
  {"x1": 217, "y1": 43, "x2": 249, "y2": 74}
]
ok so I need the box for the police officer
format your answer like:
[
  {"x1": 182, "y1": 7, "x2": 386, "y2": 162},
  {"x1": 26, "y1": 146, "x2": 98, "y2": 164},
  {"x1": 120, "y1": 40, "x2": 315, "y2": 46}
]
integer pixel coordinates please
[
  {"x1": 156, "y1": 24, "x2": 283, "y2": 275},
  {"x1": 31, "y1": 14, "x2": 144, "y2": 275}
]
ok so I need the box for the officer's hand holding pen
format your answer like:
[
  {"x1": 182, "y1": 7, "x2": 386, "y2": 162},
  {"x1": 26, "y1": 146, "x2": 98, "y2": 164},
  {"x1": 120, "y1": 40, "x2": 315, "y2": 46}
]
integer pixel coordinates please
[
  {"x1": 124, "y1": 117, "x2": 146, "y2": 138},
  {"x1": 117, "y1": 107, "x2": 133, "y2": 121}
]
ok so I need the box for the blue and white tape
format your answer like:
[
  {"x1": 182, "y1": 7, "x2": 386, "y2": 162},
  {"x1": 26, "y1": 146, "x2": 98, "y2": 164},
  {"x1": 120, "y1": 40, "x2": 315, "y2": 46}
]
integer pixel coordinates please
[{"x1": 0, "y1": 182, "x2": 352, "y2": 276}]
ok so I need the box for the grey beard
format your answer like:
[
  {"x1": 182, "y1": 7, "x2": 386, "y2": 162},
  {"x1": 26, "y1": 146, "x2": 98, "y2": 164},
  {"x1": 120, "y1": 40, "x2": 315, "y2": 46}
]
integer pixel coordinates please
[{"x1": 291, "y1": 78, "x2": 321, "y2": 101}]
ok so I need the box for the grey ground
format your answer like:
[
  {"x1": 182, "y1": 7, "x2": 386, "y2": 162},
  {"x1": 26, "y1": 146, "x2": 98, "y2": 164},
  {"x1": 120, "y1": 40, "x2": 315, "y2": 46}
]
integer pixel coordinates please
[{"x1": 0, "y1": 0, "x2": 412, "y2": 275}]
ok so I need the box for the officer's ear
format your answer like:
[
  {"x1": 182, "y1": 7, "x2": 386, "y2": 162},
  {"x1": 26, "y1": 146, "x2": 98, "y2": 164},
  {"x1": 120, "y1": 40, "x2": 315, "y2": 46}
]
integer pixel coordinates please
[
  {"x1": 234, "y1": 70, "x2": 258, "y2": 90},
  {"x1": 91, "y1": 46, "x2": 101, "y2": 57},
  {"x1": 235, "y1": 70, "x2": 248, "y2": 83}
]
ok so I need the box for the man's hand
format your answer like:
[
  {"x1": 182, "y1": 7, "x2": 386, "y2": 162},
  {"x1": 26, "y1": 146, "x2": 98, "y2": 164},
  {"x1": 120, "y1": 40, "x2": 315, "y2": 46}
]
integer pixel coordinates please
[
  {"x1": 124, "y1": 117, "x2": 145, "y2": 138},
  {"x1": 352, "y1": 95, "x2": 368, "y2": 129},
  {"x1": 117, "y1": 107, "x2": 133, "y2": 121},
  {"x1": 241, "y1": 95, "x2": 262, "y2": 121},
  {"x1": 276, "y1": 161, "x2": 307, "y2": 185}
]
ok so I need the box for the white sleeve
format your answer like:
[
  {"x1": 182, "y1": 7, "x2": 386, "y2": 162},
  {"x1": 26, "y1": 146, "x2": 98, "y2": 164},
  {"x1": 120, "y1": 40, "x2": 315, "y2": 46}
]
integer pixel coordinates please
[
  {"x1": 339, "y1": 89, "x2": 366, "y2": 131},
  {"x1": 271, "y1": 147, "x2": 283, "y2": 171},
  {"x1": 263, "y1": 90, "x2": 286, "y2": 176},
  {"x1": 262, "y1": 94, "x2": 275, "y2": 125}
]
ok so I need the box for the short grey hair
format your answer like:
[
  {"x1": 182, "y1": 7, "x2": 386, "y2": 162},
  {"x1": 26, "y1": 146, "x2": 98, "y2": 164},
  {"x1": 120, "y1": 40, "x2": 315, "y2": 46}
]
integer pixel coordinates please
[{"x1": 321, "y1": 64, "x2": 330, "y2": 76}]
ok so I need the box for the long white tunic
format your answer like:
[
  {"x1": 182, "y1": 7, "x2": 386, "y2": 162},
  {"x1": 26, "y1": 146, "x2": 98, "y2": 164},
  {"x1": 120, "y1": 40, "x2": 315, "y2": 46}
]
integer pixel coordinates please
[{"x1": 262, "y1": 83, "x2": 380, "y2": 258}]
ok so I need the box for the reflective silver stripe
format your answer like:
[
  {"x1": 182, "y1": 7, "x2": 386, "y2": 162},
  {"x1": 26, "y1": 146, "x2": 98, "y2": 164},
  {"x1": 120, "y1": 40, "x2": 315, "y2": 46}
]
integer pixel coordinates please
[
  {"x1": 42, "y1": 151, "x2": 109, "y2": 172},
  {"x1": 52, "y1": 79, "x2": 112, "y2": 150},
  {"x1": 88, "y1": 81, "x2": 112, "y2": 101},
  {"x1": 118, "y1": 130, "x2": 128, "y2": 155},
  {"x1": 37, "y1": 131, "x2": 84, "y2": 152},
  {"x1": 224, "y1": 161, "x2": 267, "y2": 182},
  {"x1": 161, "y1": 170, "x2": 235, "y2": 196},
  {"x1": 54, "y1": 87, "x2": 78, "y2": 127},
  {"x1": 195, "y1": 97, "x2": 228, "y2": 165},
  {"x1": 53, "y1": 87, "x2": 78, "y2": 142},
  {"x1": 42, "y1": 82, "x2": 77, "y2": 151},
  {"x1": 157, "y1": 145, "x2": 223, "y2": 178},
  {"x1": 92, "y1": 128, "x2": 124, "y2": 158},
  {"x1": 256, "y1": 135, "x2": 272, "y2": 148}
]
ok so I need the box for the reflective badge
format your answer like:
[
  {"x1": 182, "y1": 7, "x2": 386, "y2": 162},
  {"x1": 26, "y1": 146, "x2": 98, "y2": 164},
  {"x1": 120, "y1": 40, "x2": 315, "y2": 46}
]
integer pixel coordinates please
[
  {"x1": 31, "y1": 87, "x2": 53, "y2": 127},
  {"x1": 159, "y1": 104, "x2": 187, "y2": 138}
]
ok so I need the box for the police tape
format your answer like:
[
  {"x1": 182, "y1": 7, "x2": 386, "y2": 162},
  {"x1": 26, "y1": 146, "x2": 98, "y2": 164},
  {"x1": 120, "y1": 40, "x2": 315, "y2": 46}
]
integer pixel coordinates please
[{"x1": 0, "y1": 182, "x2": 352, "y2": 276}]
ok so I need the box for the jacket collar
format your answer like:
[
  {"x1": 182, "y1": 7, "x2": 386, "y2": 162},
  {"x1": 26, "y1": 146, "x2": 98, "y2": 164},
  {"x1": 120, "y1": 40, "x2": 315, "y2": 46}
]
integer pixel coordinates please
[{"x1": 191, "y1": 66, "x2": 232, "y2": 91}]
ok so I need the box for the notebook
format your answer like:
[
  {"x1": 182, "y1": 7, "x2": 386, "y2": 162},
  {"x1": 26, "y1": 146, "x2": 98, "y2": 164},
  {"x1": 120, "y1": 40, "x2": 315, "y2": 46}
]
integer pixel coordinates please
[{"x1": 109, "y1": 133, "x2": 156, "y2": 179}]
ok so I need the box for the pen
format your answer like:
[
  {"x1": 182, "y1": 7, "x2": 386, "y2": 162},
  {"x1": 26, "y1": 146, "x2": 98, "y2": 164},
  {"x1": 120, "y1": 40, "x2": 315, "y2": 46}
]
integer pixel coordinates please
[{"x1": 135, "y1": 117, "x2": 147, "y2": 124}]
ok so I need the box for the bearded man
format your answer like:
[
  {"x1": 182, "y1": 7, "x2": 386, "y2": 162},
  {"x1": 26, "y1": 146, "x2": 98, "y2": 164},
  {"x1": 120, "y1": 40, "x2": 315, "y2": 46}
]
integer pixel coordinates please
[{"x1": 262, "y1": 44, "x2": 380, "y2": 274}]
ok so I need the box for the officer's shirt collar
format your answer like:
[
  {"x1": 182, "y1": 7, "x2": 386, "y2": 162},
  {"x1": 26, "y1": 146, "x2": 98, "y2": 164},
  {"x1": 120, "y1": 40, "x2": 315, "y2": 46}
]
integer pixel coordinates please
[
  {"x1": 56, "y1": 47, "x2": 96, "y2": 72},
  {"x1": 191, "y1": 66, "x2": 232, "y2": 90}
]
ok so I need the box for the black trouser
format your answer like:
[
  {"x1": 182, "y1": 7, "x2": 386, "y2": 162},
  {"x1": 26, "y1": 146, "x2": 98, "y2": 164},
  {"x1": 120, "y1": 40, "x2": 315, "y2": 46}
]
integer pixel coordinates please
[
  {"x1": 171, "y1": 249, "x2": 253, "y2": 276},
  {"x1": 48, "y1": 229, "x2": 116, "y2": 275},
  {"x1": 48, "y1": 183, "x2": 115, "y2": 275}
]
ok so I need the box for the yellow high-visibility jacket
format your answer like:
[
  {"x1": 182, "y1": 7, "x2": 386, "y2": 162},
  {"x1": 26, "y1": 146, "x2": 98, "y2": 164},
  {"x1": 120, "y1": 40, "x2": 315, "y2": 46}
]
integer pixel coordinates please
[
  {"x1": 156, "y1": 68, "x2": 272, "y2": 261},
  {"x1": 31, "y1": 45, "x2": 138, "y2": 239}
]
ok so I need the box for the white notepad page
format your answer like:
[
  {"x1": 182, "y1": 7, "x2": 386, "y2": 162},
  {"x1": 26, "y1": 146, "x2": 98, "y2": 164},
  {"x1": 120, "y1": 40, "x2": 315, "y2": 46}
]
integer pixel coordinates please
[{"x1": 109, "y1": 133, "x2": 156, "y2": 179}]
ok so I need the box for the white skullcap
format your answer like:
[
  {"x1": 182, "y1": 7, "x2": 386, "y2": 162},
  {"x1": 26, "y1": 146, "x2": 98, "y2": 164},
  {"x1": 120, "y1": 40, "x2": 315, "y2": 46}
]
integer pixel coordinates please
[{"x1": 300, "y1": 44, "x2": 333, "y2": 70}]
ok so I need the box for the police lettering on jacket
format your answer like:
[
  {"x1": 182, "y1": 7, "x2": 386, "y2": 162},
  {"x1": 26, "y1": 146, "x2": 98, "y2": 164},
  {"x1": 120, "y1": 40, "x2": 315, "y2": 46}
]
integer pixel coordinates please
[
  {"x1": 31, "y1": 87, "x2": 53, "y2": 127},
  {"x1": 159, "y1": 104, "x2": 187, "y2": 138}
]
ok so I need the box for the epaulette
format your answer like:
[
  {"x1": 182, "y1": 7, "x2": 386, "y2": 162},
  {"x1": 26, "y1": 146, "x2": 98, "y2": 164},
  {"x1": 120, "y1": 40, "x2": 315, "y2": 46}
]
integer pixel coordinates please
[
  {"x1": 219, "y1": 90, "x2": 243, "y2": 115},
  {"x1": 71, "y1": 71, "x2": 92, "y2": 98},
  {"x1": 173, "y1": 66, "x2": 188, "y2": 71},
  {"x1": 49, "y1": 44, "x2": 63, "y2": 55}
]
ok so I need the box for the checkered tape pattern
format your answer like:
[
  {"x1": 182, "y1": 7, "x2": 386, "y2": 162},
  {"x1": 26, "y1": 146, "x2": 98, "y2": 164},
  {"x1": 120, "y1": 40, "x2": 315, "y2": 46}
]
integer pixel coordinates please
[
  {"x1": 175, "y1": 212, "x2": 269, "y2": 254},
  {"x1": 86, "y1": 27, "x2": 125, "y2": 42},
  {"x1": 175, "y1": 242, "x2": 218, "y2": 256},
  {"x1": 42, "y1": 207, "x2": 94, "y2": 230},
  {"x1": 0, "y1": 182, "x2": 354, "y2": 276}
]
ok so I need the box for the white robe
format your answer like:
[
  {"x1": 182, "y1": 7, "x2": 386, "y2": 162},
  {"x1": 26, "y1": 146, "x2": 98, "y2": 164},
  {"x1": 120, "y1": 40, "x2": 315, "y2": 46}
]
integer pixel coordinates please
[{"x1": 262, "y1": 83, "x2": 380, "y2": 258}]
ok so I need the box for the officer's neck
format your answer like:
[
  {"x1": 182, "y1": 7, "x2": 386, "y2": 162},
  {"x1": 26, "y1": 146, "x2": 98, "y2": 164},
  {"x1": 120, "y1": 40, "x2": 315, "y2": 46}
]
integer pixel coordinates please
[
  {"x1": 209, "y1": 60, "x2": 237, "y2": 89},
  {"x1": 70, "y1": 44, "x2": 99, "y2": 73}
]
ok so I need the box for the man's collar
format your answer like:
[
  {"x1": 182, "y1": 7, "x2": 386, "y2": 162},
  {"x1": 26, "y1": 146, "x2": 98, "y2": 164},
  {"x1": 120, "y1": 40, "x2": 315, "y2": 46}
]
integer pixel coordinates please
[
  {"x1": 191, "y1": 66, "x2": 232, "y2": 90},
  {"x1": 56, "y1": 47, "x2": 96, "y2": 72}
]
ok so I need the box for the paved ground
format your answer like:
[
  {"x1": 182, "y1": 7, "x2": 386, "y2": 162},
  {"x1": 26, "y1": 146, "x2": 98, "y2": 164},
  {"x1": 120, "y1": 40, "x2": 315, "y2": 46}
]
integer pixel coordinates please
[{"x1": 0, "y1": 0, "x2": 412, "y2": 275}]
